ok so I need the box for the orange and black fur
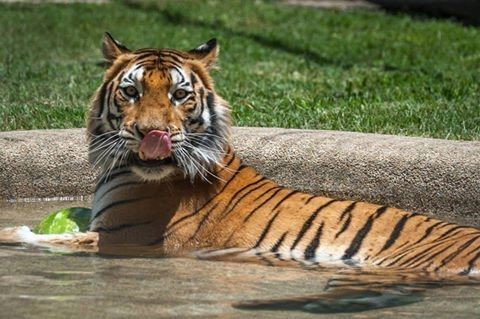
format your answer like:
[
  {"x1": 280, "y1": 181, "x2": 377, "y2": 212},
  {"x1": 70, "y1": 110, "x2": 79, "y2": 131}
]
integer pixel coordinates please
[{"x1": 1, "y1": 34, "x2": 479, "y2": 276}]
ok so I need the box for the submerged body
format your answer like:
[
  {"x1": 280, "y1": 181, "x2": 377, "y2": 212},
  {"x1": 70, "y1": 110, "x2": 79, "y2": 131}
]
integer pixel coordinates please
[
  {"x1": 91, "y1": 150, "x2": 480, "y2": 275},
  {"x1": 1, "y1": 34, "x2": 479, "y2": 276}
]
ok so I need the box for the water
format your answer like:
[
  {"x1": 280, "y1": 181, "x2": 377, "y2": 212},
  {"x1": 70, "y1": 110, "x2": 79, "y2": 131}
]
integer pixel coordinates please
[{"x1": 1, "y1": 201, "x2": 480, "y2": 318}]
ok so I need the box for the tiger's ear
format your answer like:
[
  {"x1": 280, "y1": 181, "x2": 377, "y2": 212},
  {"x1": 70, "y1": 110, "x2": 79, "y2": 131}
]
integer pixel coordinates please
[
  {"x1": 102, "y1": 32, "x2": 130, "y2": 66},
  {"x1": 189, "y1": 38, "x2": 218, "y2": 70}
]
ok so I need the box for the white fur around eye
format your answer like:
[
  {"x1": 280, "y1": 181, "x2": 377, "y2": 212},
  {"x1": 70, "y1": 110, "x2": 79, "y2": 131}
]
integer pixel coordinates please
[
  {"x1": 169, "y1": 67, "x2": 193, "y2": 106},
  {"x1": 119, "y1": 64, "x2": 145, "y2": 99}
]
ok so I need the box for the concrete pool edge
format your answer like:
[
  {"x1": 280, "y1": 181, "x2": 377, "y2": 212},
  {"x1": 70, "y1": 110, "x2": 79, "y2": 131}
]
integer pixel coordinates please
[{"x1": 0, "y1": 127, "x2": 479, "y2": 226}]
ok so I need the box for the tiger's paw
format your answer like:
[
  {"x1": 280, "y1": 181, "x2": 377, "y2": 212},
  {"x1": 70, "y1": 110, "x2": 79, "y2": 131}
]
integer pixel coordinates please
[
  {"x1": 0, "y1": 226, "x2": 99, "y2": 253},
  {"x1": 0, "y1": 226, "x2": 36, "y2": 244}
]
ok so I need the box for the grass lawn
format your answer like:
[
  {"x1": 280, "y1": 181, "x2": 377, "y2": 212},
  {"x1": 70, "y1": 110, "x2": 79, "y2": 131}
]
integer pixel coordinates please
[{"x1": 0, "y1": 0, "x2": 479, "y2": 140}]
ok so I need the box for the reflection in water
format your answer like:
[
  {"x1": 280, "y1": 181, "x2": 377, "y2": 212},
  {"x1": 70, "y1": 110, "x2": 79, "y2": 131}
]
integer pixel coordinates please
[
  {"x1": 19, "y1": 241, "x2": 480, "y2": 315},
  {"x1": 234, "y1": 287, "x2": 423, "y2": 314},
  {"x1": 2, "y1": 239, "x2": 480, "y2": 318},
  {"x1": 201, "y1": 250, "x2": 479, "y2": 314},
  {"x1": 1, "y1": 200, "x2": 480, "y2": 318}
]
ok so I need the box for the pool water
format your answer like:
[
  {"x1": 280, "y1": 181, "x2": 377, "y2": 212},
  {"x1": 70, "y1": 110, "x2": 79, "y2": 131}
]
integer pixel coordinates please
[{"x1": 1, "y1": 200, "x2": 480, "y2": 318}]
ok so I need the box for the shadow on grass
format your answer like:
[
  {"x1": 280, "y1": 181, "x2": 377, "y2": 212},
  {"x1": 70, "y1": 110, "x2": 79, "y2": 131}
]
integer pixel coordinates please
[
  {"x1": 121, "y1": 0, "x2": 354, "y2": 69},
  {"x1": 368, "y1": 0, "x2": 480, "y2": 27}
]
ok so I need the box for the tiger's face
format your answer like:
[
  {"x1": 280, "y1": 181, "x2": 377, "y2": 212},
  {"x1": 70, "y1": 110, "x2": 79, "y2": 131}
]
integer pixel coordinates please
[{"x1": 88, "y1": 33, "x2": 231, "y2": 182}]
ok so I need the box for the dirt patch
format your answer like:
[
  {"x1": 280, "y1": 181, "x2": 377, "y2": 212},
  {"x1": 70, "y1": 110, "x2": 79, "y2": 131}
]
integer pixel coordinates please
[{"x1": 283, "y1": 0, "x2": 378, "y2": 10}]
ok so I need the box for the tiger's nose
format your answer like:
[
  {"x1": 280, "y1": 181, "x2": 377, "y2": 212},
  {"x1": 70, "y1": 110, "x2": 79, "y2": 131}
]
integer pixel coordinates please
[{"x1": 134, "y1": 123, "x2": 171, "y2": 138}]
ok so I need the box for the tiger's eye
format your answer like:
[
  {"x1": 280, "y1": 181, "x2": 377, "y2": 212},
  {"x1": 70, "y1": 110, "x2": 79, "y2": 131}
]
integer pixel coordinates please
[
  {"x1": 123, "y1": 86, "x2": 138, "y2": 98},
  {"x1": 173, "y1": 89, "x2": 188, "y2": 100}
]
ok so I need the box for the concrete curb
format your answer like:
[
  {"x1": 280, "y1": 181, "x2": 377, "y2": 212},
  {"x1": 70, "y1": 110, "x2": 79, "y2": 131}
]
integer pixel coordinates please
[{"x1": 0, "y1": 127, "x2": 479, "y2": 226}]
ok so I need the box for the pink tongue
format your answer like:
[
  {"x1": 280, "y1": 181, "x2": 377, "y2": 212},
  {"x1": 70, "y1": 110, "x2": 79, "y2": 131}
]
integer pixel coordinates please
[{"x1": 139, "y1": 130, "x2": 172, "y2": 160}]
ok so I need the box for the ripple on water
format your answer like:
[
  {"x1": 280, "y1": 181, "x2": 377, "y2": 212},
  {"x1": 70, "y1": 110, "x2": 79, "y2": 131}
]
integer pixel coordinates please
[{"x1": 1, "y1": 200, "x2": 480, "y2": 318}]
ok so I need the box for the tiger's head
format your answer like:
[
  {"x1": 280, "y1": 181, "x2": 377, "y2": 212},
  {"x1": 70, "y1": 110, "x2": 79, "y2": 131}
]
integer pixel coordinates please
[{"x1": 88, "y1": 33, "x2": 231, "y2": 182}]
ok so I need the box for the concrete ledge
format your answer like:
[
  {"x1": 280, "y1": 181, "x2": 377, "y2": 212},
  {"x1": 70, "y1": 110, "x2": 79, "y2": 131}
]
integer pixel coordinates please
[{"x1": 1, "y1": 128, "x2": 479, "y2": 226}]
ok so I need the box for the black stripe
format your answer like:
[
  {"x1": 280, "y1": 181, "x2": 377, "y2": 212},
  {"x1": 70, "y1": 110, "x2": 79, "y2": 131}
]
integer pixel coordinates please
[
  {"x1": 304, "y1": 195, "x2": 317, "y2": 205},
  {"x1": 161, "y1": 49, "x2": 187, "y2": 57},
  {"x1": 172, "y1": 66, "x2": 186, "y2": 83},
  {"x1": 187, "y1": 202, "x2": 220, "y2": 241},
  {"x1": 206, "y1": 92, "x2": 217, "y2": 132},
  {"x1": 290, "y1": 199, "x2": 337, "y2": 250},
  {"x1": 395, "y1": 241, "x2": 411, "y2": 251},
  {"x1": 376, "y1": 221, "x2": 446, "y2": 266},
  {"x1": 436, "y1": 226, "x2": 471, "y2": 241},
  {"x1": 391, "y1": 241, "x2": 446, "y2": 268},
  {"x1": 339, "y1": 202, "x2": 357, "y2": 221},
  {"x1": 92, "y1": 196, "x2": 154, "y2": 220},
  {"x1": 219, "y1": 178, "x2": 269, "y2": 219},
  {"x1": 95, "y1": 168, "x2": 132, "y2": 192},
  {"x1": 434, "y1": 235, "x2": 480, "y2": 272},
  {"x1": 334, "y1": 202, "x2": 357, "y2": 238},
  {"x1": 160, "y1": 165, "x2": 246, "y2": 233},
  {"x1": 133, "y1": 52, "x2": 156, "y2": 60},
  {"x1": 407, "y1": 241, "x2": 457, "y2": 269},
  {"x1": 335, "y1": 215, "x2": 352, "y2": 240},
  {"x1": 143, "y1": 65, "x2": 156, "y2": 72},
  {"x1": 103, "y1": 81, "x2": 114, "y2": 118},
  {"x1": 416, "y1": 232, "x2": 480, "y2": 270},
  {"x1": 163, "y1": 60, "x2": 183, "y2": 70},
  {"x1": 161, "y1": 48, "x2": 189, "y2": 58},
  {"x1": 271, "y1": 232, "x2": 288, "y2": 253},
  {"x1": 127, "y1": 71, "x2": 135, "y2": 82},
  {"x1": 135, "y1": 48, "x2": 159, "y2": 54},
  {"x1": 96, "y1": 181, "x2": 145, "y2": 201},
  {"x1": 103, "y1": 68, "x2": 123, "y2": 85},
  {"x1": 198, "y1": 90, "x2": 206, "y2": 117},
  {"x1": 114, "y1": 70, "x2": 126, "y2": 82},
  {"x1": 253, "y1": 211, "x2": 281, "y2": 249},
  {"x1": 215, "y1": 152, "x2": 237, "y2": 174},
  {"x1": 304, "y1": 222, "x2": 324, "y2": 260},
  {"x1": 379, "y1": 214, "x2": 410, "y2": 253},
  {"x1": 243, "y1": 188, "x2": 285, "y2": 222},
  {"x1": 415, "y1": 220, "x2": 445, "y2": 244},
  {"x1": 251, "y1": 185, "x2": 280, "y2": 201},
  {"x1": 96, "y1": 82, "x2": 108, "y2": 118},
  {"x1": 92, "y1": 220, "x2": 153, "y2": 233},
  {"x1": 459, "y1": 248, "x2": 480, "y2": 275},
  {"x1": 161, "y1": 52, "x2": 184, "y2": 64},
  {"x1": 378, "y1": 242, "x2": 427, "y2": 267},
  {"x1": 106, "y1": 85, "x2": 119, "y2": 130},
  {"x1": 270, "y1": 190, "x2": 300, "y2": 212},
  {"x1": 191, "y1": 73, "x2": 198, "y2": 86},
  {"x1": 134, "y1": 60, "x2": 153, "y2": 69},
  {"x1": 108, "y1": 116, "x2": 119, "y2": 130},
  {"x1": 342, "y1": 206, "x2": 389, "y2": 261},
  {"x1": 188, "y1": 114, "x2": 204, "y2": 127}
]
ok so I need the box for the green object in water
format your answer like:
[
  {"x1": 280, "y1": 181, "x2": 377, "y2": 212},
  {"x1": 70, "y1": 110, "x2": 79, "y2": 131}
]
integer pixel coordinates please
[{"x1": 33, "y1": 207, "x2": 92, "y2": 234}]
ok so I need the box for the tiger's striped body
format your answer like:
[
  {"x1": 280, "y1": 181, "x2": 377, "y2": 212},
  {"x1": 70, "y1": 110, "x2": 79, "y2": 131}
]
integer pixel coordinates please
[
  {"x1": 91, "y1": 149, "x2": 480, "y2": 275},
  {"x1": 1, "y1": 34, "x2": 479, "y2": 276}
]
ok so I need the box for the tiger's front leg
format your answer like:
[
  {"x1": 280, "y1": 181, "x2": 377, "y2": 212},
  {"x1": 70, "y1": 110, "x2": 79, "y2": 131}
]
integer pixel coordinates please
[{"x1": 0, "y1": 226, "x2": 99, "y2": 253}]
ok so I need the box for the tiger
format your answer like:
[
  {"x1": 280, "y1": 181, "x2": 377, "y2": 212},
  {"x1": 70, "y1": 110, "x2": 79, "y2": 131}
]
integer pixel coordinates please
[{"x1": 1, "y1": 33, "x2": 479, "y2": 276}]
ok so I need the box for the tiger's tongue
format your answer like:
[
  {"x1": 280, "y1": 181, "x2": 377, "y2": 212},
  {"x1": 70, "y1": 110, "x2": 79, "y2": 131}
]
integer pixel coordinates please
[{"x1": 139, "y1": 130, "x2": 172, "y2": 161}]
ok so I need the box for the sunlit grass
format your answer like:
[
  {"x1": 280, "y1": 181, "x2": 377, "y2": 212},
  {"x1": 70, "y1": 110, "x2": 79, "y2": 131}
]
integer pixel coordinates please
[{"x1": 0, "y1": 0, "x2": 478, "y2": 140}]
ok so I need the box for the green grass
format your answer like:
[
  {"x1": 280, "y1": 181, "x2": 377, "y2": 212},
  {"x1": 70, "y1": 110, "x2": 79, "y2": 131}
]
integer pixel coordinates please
[{"x1": 0, "y1": 0, "x2": 479, "y2": 140}]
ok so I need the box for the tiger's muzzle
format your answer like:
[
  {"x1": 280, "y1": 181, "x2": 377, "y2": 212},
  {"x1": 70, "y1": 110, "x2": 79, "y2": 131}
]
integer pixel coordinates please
[{"x1": 138, "y1": 130, "x2": 172, "y2": 161}]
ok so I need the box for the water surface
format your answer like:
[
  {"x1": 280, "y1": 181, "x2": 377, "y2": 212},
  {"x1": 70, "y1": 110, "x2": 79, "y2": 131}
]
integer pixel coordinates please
[{"x1": 1, "y1": 201, "x2": 479, "y2": 318}]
